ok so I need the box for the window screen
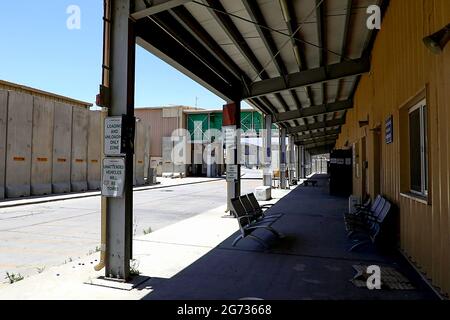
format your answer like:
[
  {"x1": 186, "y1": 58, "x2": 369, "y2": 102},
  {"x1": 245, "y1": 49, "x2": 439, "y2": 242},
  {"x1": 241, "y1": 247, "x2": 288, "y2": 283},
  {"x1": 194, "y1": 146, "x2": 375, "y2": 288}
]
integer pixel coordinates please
[
  {"x1": 409, "y1": 101, "x2": 428, "y2": 196},
  {"x1": 409, "y1": 108, "x2": 421, "y2": 193}
]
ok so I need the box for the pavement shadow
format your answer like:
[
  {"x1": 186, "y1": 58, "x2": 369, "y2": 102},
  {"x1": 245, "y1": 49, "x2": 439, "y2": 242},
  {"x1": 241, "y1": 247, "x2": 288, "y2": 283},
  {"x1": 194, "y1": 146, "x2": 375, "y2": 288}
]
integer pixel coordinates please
[{"x1": 139, "y1": 175, "x2": 438, "y2": 300}]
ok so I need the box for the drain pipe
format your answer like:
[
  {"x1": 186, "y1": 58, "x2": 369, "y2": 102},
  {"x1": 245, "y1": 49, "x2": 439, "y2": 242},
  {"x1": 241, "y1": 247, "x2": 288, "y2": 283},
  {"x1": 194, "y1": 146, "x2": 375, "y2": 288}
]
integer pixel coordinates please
[
  {"x1": 94, "y1": 196, "x2": 107, "y2": 271},
  {"x1": 94, "y1": 110, "x2": 108, "y2": 271},
  {"x1": 95, "y1": 0, "x2": 111, "y2": 272}
]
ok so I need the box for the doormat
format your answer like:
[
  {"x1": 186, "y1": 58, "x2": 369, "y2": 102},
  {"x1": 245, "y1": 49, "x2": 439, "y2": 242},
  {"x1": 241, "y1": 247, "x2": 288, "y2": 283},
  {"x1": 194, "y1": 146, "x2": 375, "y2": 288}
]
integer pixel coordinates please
[{"x1": 351, "y1": 265, "x2": 415, "y2": 290}]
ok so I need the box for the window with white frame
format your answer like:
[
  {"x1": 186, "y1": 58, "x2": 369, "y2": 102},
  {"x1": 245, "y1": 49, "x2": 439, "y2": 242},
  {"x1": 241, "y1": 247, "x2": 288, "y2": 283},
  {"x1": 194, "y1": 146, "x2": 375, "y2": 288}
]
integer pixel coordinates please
[{"x1": 408, "y1": 99, "x2": 428, "y2": 196}]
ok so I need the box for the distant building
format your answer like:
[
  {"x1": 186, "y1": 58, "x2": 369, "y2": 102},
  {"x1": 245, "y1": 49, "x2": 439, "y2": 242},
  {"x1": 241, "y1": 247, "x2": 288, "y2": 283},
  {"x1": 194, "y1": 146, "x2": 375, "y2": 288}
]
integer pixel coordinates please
[{"x1": 134, "y1": 106, "x2": 278, "y2": 177}]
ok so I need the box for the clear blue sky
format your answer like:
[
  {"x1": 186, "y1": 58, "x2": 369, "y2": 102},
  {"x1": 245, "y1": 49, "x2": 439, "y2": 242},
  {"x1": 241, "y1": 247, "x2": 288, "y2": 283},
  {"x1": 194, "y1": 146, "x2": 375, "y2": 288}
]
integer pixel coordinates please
[{"x1": 0, "y1": 1, "x2": 247, "y2": 110}]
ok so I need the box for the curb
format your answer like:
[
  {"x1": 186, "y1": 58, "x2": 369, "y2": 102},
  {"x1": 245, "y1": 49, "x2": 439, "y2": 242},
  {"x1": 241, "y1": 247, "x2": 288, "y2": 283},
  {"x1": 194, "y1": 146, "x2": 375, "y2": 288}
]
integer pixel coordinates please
[{"x1": 0, "y1": 178, "x2": 224, "y2": 209}]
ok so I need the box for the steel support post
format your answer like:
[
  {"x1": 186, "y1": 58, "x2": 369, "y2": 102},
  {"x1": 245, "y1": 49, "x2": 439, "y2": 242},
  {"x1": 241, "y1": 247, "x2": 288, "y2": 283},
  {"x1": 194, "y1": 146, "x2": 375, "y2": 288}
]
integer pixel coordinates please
[
  {"x1": 105, "y1": 0, "x2": 135, "y2": 280},
  {"x1": 295, "y1": 145, "x2": 301, "y2": 181},
  {"x1": 262, "y1": 115, "x2": 272, "y2": 187},
  {"x1": 301, "y1": 146, "x2": 306, "y2": 179},
  {"x1": 225, "y1": 101, "x2": 241, "y2": 215},
  {"x1": 279, "y1": 128, "x2": 287, "y2": 189},
  {"x1": 288, "y1": 135, "x2": 295, "y2": 183}
]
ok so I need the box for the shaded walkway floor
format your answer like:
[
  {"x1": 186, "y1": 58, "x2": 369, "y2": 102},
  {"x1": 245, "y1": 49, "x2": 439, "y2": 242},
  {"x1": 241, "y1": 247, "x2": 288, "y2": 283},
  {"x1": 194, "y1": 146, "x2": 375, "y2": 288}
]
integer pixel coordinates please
[{"x1": 142, "y1": 175, "x2": 438, "y2": 300}]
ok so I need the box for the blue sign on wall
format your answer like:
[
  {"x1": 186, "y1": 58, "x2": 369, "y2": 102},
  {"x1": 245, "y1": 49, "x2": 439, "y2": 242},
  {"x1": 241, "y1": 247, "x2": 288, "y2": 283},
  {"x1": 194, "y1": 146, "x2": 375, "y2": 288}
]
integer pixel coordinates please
[{"x1": 385, "y1": 115, "x2": 393, "y2": 144}]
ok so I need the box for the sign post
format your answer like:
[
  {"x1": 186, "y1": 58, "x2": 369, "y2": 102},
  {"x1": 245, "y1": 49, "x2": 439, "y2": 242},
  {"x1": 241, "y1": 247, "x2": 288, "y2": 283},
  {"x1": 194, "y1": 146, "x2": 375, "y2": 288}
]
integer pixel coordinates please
[
  {"x1": 280, "y1": 128, "x2": 287, "y2": 189},
  {"x1": 102, "y1": 158, "x2": 126, "y2": 198},
  {"x1": 104, "y1": 117, "x2": 124, "y2": 156},
  {"x1": 263, "y1": 115, "x2": 272, "y2": 187},
  {"x1": 102, "y1": 0, "x2": 135, "y2": 281},
  {"x1": 226, "y1": 164, "x2": 238, "y2": 182},
  {"x1": 222, "y1": 101, "x2": 241, "y2": 216}
]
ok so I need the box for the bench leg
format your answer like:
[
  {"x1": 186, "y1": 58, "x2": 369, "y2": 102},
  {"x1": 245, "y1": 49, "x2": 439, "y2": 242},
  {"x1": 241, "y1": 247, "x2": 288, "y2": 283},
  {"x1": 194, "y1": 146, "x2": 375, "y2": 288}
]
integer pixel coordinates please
[
  {"x1": 347, "y1": 230, "x2": 357, "y2": 238},
  {"x1": 248, "y1": 225, "x2": 283, "y2": 238},
  {"x1": 232, "y1": 233, "x2": 268, "y2": 249},
  {"x1": 232, "y1": 234, "x2": 244, "y2": 247},
  {"x1": 247, "y1": 234, "x2": 269, "y2": 249},
  {"x1": 349, "y1": 239, "x2": 371, "y2": 252}
]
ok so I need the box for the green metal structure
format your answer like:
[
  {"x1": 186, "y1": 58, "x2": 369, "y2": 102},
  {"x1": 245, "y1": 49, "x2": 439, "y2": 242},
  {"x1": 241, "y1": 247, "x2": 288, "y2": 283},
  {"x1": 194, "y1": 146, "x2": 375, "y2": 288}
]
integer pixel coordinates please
[{"x1": 186, "y1": 110, "x2": 276, "y2": 142}]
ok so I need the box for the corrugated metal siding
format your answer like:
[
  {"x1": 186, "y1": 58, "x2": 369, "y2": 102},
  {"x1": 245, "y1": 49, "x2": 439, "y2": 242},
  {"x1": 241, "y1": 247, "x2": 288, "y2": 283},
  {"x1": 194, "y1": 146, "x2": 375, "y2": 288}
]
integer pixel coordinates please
[
  {"x1": 336, "y1": 0, "x2": 450, "y2": 295},
  {"x1": 135, "y1": 108, "x2": 181, "y2": 157}
]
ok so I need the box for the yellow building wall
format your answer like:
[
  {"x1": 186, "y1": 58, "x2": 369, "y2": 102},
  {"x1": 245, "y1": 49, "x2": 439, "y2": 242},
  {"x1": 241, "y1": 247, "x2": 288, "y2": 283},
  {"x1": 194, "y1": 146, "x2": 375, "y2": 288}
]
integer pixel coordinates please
[{"x1": 336, "y1": 0, "x2": 450, "y2": 295}]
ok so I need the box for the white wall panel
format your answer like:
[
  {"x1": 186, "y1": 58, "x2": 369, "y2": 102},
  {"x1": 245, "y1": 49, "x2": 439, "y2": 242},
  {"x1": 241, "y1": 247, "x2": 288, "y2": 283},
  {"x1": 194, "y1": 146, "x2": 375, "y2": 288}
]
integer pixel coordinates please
[
  {"x1": 5, "y1": 92, "x2": 33, "y2": 198},
  {"x1": 87, "y1": 111, "x2": 102, "y2": 190},
  {"x1": 71, "y1": 107, "x2": 88, "y2": 192},
  {"x1": 0, "y1": 90, "x2": 8, "y2": 199},
  {"x1": 52, "y1": 102, "x2": 72, "y2": 193},
  {"x1": 31, "y1": 97, "x2": 54, "y2": 195}
]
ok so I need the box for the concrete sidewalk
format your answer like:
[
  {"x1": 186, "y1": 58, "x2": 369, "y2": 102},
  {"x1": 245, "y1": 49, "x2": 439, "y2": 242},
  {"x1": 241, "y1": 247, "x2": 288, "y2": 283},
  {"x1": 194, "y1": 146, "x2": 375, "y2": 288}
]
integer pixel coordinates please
[
  {"x1": 0, "y1": 179, "x2": 263, "y2": 282},
  {"x1": 0, "y1": 188, "x2": 290, "y2": 299}
]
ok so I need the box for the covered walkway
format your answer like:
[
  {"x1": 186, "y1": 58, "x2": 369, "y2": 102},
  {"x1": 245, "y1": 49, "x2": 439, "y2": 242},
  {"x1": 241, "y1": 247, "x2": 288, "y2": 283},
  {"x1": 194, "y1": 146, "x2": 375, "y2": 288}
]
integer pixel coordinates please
[
  {"x1": 0, "y1": 175, "x2": 440, "y2": 300},
  {"x1": 141, "y1": 175, "x2": 437, "y2": 300}
]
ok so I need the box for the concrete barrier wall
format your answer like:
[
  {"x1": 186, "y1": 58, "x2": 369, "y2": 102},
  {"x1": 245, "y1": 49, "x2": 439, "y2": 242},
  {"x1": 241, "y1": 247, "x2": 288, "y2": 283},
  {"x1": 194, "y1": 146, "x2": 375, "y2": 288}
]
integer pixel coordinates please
[
  {"x1": 5, "y1": 91, "x2": 33, "y2": 198},
  {"x1": 134, "y1": 120, "x2": 146, "y2": 186},
  {"x1": 87, "y1": 111, "x2": 102, "y2": 190},
  {"x1": 52, "y1": 102, "x2": 73, "y2": 193},
  {"x1": 0, "y1": 90, "x2": 7, "y2": 199},
  {"x1": 31, "y1": 97, "x2": 54, "y2": 195},
  {"x1": 71, "y1": 107, "x2": 88, "y2": 192},
  {"x1": 0, "y1": 91, "x2": 167, "y2": 199}
]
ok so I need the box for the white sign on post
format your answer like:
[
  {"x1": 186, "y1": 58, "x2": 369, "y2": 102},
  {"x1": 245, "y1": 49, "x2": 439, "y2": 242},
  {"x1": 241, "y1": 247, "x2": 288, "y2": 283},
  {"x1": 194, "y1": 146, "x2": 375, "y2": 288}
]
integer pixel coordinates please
[
  {"x1": 224, "y1": 125, "x2": 237, "y2": 149},
  {"x1": 104, "y1": 117, "x2": 123, "y2": 156},
  {"x1": 226, "y1": 164, "x2": 238, "y2": 182},
  {"x1": 102, "y1": 158, "x2": 126, "y2": 198}
]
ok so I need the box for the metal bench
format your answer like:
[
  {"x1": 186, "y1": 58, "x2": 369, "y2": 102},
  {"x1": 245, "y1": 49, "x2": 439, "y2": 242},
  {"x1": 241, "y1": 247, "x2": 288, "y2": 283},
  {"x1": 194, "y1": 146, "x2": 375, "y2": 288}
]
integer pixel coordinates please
[
  {"x1": 303, "y1": 180, "x2": 318, "y2": 187},
  {"x1": 346, "y1": 198, "x2": 393, "y2": 252},
  {"x1": 230, "y1": 196, "x2": 283, "y2": 248},
  {"x1": 243, "y1": 193, "x2": 283, "y2": 221},
  {"x1": 240, "y1": 195, "x2": 279, "y2": 222},
  {"x1": 344, "y1": 195, "x2": 384, "y2": 233}
]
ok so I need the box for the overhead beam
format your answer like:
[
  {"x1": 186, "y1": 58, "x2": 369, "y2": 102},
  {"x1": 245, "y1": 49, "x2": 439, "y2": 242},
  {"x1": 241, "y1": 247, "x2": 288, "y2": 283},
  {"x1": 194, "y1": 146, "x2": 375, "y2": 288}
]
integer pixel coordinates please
[
  {"x1": 169, "y1": 6, "x2": 246, "y2": 82},
  {"x1": 152, "y1": 11, "x2": 241, "y2": 88},
  {"x1": 136, "y1": 17, "x2": 240, "y2": 101},
  {"x1": 242, "y1": 0, "x2": 294, "y2": 116},
  {"x1": 131, "y1": 0, "x2": 191, "y2": 20},
  {"x1": 296, "y1": 135, "x2": 339, "y2": 146},
  {"x1": 274, "y1": 100, "x2": 352, "y2": 123},
  {"x1": 336, "y1": 0, "x2": 353, "y2": 106},
  {"x1": 245, "y1": 58, "x2": 370, "y2": 99},
  {"x1": 303, "y1": 140, "x2": 336, "y2": 150},
  {"x1": 242, "y1": 0, "x2": 287, "y2": 77},
  {"x1": 259, "y1": 97, "x2": 288, "y2": 130},
  {"x1": 287, "y1": 118, "x2": 346, "y2": 134},
  {"x1": 307, "y1": 145, "x2": 334, "y2": 155},
  {"x1": 315, "y1": 0, "x2": 326, "y2": 106},
  {"x1": 248, "y1": 98, "x2": 275, "y2": 119},
  {"x1": 204, "y1": 0, "x2": 266, "y2": 79},
  {"x1": 205, "y1": 0, "x2": 291, "y2": 116},
  {"x1": 169, "y1": 5, "x2": 284, "y2": 125},
  {"x1": 296, "y1": 129, "x2": 341, "y2": 142},
  {"x1": 247, "y1": 97, "x2": 288, "y2": 130},
  {"x1": 279, "y1": 0, "x2": 312, "y2": 105}
]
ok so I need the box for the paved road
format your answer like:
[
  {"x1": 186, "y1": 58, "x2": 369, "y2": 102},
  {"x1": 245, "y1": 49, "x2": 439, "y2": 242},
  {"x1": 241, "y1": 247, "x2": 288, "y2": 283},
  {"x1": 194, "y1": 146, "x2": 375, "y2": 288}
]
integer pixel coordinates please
[{"x1": 0, "y1": 179, "x2": 262, "y2": 282}]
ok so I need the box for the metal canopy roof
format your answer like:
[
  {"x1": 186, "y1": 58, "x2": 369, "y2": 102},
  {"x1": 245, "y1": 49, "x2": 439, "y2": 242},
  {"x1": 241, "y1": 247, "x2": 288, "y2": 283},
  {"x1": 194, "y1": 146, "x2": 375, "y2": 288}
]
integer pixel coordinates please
[{"x1": 132, "y1": 0, "x2": 388, "y2": 155}]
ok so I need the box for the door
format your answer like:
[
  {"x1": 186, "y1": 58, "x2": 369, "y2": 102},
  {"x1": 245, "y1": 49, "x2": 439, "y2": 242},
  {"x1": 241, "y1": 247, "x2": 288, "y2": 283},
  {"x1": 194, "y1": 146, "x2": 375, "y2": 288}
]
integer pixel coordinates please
[
  {"x1": 372, "y1": 128, "x2": 382, "y2": 197},
  {"x1": 361, "y1": 136, "x2": 368, "y2": 199}
]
